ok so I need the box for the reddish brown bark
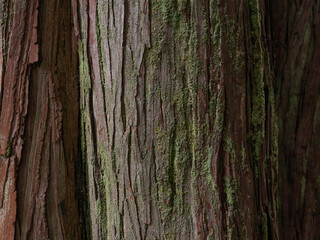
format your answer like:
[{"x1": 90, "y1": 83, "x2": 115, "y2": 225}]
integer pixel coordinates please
[
  {"x1": 0, "y1": 0, "x2": 80, "y2": 239},
  {"x1": 76, "y1": 0, "x2": 320, "y2": 239},
  {"x1": 75, "y1": 0, "x2": 278, "y2": 239},
  {"x1": 0, "y1": 0, "x2": 319, "y2": 239},
  {"x1": 273, "y1": 1, "x2": 320, "y2": 239}
]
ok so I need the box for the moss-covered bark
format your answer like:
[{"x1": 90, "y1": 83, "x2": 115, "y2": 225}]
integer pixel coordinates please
[
  {"x1": 76, "y1": 0, "x2": 320, "y2": 239},
  {"x1": 76, "y1": 0, "x2": 276, "y2": 239},
  {"x1": 0, "y1": 0, "x2": 319, "y2": 239}
]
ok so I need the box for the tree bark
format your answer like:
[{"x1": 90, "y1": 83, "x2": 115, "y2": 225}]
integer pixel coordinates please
[
  {"x1": 0, "y1": 0, "x2": 80, "y2": 239},
  {"x1": 76, "y1": 0, "x2": 320, "y2": 239},
  {"x1": 0, "y1": 0, "x2": 319, "y2": 240},
  {"x1": 273, "y1": 1, "x2": 320, "y2": 239},
  {"x1": 77, "y1": 0, "x2": 277, "y2": 239}
]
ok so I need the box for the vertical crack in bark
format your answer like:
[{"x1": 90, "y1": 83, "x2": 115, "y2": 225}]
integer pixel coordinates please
[{"x1": 120, "y1": 0, "x2": 128, "y2": 131}]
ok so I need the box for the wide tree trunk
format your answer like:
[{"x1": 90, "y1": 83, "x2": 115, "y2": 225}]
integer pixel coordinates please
[{"x1": 0, "y1": 0, "x2": 319, "y2": 240}]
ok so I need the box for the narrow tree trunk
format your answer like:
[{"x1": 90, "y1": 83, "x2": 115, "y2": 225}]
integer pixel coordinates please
[
  {"x1": 273, "y1": 1, "x2": 320, "y2": 239},
  {"x1": 0, "y1": 0, "x2": 80, "y2": 239}
]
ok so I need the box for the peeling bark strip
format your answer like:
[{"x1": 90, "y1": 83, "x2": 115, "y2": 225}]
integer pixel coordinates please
[
  {"x1": 77, "y1": 0, "x2": 320, "y2": 239},
  {"x1": 0, "y1": 0, "x2": 80, "y2": 239}
]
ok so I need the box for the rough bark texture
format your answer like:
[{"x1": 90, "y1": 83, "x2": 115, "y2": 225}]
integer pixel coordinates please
[
  {"x1": 0, "y1": 0, "x2": 319, "y2": 240},
  {"x1": 75, "y1": 0, "x2": 320, "y2": 239},
  {"x1": 76, "y1": 0, "x2": 274, "y2": 239},
  {"x1": 0, "y1": 0, "x2": 80, "y2": 239},
  {"x1": 273, "y1": 1, "x2": 320, "y2": 239}
]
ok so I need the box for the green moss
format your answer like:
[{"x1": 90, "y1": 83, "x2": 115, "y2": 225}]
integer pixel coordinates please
[
  {"x1": 79, "y1": 42, "x2": 92, "y2": 91},
  {"x1": 5, "y1": 146, "x2": 11, "y2": 158},
  {"x1": 262, "y1": 213, "x2": 268, "y2": 240},
  {"x1": 154, "y1": 121, "x2": 175, "y2": 223},
  {"x1": 152, "y1": 0, "x2": 180, "y2": 28},
  {"x1": 204, "y1": 146, "x2": 219, "y2": 205},
  {"x1": 149, "y1": 1, "x2": 201, "y2": 233},
  {"x1": 159, "y1": 0, "x2": 173, "y2": 22},
  {"x1": 248, "y1": 0, "x2": 265, "y2": 179},
  {"x1": 212, "y1": 21, "x2": 221, "y2": 69},
  {"x1": 214, "y1": 90, "x2": 225, "y2": 140},
  {"x1": 223, "y1": 135, "x2": 236, "y2": 164},
  {"x1": 95, "y1": 198, "x2": 107, "y2": 229},
  {"x1": 186, "y1": 24, "x2": 201, "y2": 96},
  {"x1": 241, "y1": 225, "x2": 248, "y2": 240},
  {"x1": 240, "y1": 145, "x2": 247, "y2": 171},
  {"x1": 3, "y1": 178, "x2": 9, "y2": 201},
  {"x1": 95, "y1": 2, "x2": 107, "y2": 89},
  {"x1": 223, "y1": 16, "x2": 245, "y2": 74},
  {"x1": 97, "y1": 141, "x2": 112, "y2": 235},
  {"x1": 224, "y1": 177, "x2": 236, "y2": 207},
  {"x1": 201, "y1": 4, "x2": 209, "y2": 44}
]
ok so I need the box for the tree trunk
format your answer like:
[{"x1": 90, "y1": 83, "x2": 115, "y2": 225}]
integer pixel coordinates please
[
  {"x1": 273, "y1": 1, "x2": 320, "y2": 239},
  {"x1": 0, "y1": 0, "x2": 80, "y2": 239},
  {"x1": 0, "y1": 0, "x2": 319, "y2": 240}
]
